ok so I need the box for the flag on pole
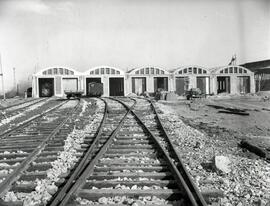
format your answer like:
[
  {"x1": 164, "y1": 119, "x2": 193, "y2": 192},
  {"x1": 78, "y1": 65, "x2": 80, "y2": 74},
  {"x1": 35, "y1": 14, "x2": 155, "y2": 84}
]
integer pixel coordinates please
[{"x1": 228, "y1": 54, "x2": 237, "y2": 65}]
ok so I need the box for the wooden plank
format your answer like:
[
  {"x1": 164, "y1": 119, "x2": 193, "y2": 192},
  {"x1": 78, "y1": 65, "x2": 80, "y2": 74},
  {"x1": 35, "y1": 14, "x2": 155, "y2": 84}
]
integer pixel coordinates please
[
  {"x1": 88, "y1": 172, "x2": 172, "y2": 180},
  {"x1": 94, "y1": 165, "x2": 165, "y2": 172},
  {"x1": 83, "y1": 180, "x2": 176, "y2": 188},
  {"x1": 77, "y1": 188, "x2": 183, "y2": 200},
  {"x1": 240, "y1": 140, "x2": 268, "y2": 158}
]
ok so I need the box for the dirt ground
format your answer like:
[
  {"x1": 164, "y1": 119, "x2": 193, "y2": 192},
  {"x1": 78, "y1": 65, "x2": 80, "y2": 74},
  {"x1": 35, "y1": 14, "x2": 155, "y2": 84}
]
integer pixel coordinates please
[
  {"x1": 159, "y1": 96, "x2": 270, "y2": 152},
  {"x1": 156, "y1": 96, "x2": 270, "y2": 205}
]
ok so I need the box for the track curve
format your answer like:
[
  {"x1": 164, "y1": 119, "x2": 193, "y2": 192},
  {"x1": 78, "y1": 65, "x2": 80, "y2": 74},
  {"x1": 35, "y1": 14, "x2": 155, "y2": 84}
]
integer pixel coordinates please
[{"x1": 49, "y1": 97, "x2": 207, "y2": 206}]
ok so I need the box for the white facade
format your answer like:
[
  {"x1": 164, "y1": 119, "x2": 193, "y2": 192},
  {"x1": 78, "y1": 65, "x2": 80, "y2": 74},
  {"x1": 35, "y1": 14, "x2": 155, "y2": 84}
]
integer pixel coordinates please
[
  {"x1": 83, "y1": 66, "x2": 126, "y2": 96},
  {"x1": 32, "y1": 65, "x2": 255, "y2": 97},
  {"x1": 126, "y1": 67, "x2": 172, "y2": 95},
  {"x1": 32, "y1": 67, "x2": 83, "y2": 98}
]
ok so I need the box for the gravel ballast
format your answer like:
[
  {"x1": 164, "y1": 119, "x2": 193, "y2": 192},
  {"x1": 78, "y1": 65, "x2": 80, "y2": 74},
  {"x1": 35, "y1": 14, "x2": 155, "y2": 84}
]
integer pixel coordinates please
[{"x1": 155, "y1": 102, "x2": 270, "y2": 206}]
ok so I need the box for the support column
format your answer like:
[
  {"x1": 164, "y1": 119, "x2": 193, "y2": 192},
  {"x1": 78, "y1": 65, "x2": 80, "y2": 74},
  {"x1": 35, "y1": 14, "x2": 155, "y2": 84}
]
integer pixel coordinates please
[
  {"x1": 103, "y1": 76, "x2": 109, "y2": 96},
  {"x1": 206, "y1": 77, "x2": 210, "y2": 94},
  {"x1": 211, "y1": 76, "x2": 217, "y2": 95},
  {"x1": 169, "y1": 74, "x2": 174, "y2": 92},
  {"x1": 32, "y1": 76, "x2": 37, "y2": 98},
  {"x1": 230, "y1": 75, "x2": 238, "y2": 94},
  {"x1": 148, "y1": 76, "x2": 154, "y2": 93},
  {"x1": 124, "y1": 74, "x2": 129, "y2": 96},
  {"x1": 250, "y1": 73, "x2": 255, "y2": 93},
  {"x1": 83, "y1": 76, "x2": 87, "y2": 96},
  {"x1": 189, "y1": 76, "x2": 196, "y2": 89}
]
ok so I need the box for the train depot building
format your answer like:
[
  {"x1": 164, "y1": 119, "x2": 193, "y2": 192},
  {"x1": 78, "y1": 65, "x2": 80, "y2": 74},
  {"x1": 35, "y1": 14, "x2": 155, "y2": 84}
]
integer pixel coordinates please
[
  {"x1": 126, "y1": 67, "x2": 173, "y2": 95},
  {"x1": 32, "y1": 65, "x2": 255, "y2": 98}
]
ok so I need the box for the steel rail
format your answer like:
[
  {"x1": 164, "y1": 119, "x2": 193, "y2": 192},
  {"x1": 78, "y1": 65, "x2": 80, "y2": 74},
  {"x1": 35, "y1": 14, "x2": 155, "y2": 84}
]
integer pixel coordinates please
[
  {"x1": 0, "y1": 100, "x2": 67, "y2": 138},
  {"x1": 0, "y1": 98, "x2": 47, "y2": 111},
  {"x1": 149, "y1": 98, "x2": 207, "y2": 206},
  {"x1": 48, "y1": 98, "x2": 108, "y2": 206},
  {"x1": 116, "y1": 97, "x2": 207, "y2": 206},
  {"x1": 0, "y1": 99, "x2": 80, "y2": 197},
  {"x1": 49, "y1": 98, "x2": 136, "y2": 206}
]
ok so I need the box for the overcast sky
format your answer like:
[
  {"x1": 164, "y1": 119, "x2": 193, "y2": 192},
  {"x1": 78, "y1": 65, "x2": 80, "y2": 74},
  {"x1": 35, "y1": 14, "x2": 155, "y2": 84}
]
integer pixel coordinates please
[{"x1": 0, "y1": 0, "x2": 269, "y2": 91}]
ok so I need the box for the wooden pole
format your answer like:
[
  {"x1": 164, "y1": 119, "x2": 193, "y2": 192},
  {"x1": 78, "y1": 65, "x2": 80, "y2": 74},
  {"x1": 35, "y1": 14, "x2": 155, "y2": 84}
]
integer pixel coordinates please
[{"x1": 0, "y1": 53, "x2": 5, "y2": 100}]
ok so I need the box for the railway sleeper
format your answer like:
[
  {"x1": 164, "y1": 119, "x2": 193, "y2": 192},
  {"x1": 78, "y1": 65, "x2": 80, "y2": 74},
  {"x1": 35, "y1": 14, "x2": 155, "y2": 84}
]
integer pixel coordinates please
[
  {"x1": 93, "y1": 165, "x2": 166, "y2": 172},
  {"x1": 1, "y1": 135, "x2": 45, "y2": 140},
  {"x1": 106, "y1": 148, "x2": 156, "y2": 154},
  {"x1": 18, "y1": 171, "x2": 69, "y2": 181},
  {"x1": 0, "y1": 158, "x2": 24, "y2": 164},
  {"x1": 88, "y1": 172, "x2": 173, "y2": 180},
  {"x1": 0, "y1": 139, "x2": 45, "y2": 147},
  {"x1": 111, "y1": 140, "x2": 154, "y2": 145},
  {"x1": 11, "y1": 178, "x2": 66, "y2": 193},
  {"x1": 114, "y1": 137, "x2": 150, "y2": 141},
  {"x1": 0, "y1": 154, "x2": 29, "y2": 161},
  {"x1": 0, "y1": 144, "x2": 40, "y2": 150},
  {"x1": 103, "y1": 153, "x2": 159, "y2": 158},
  {"x1": 76, "y1": 188, "x2": 183, "y2": 201},
  {"x1": 27, "y1": 163, "x2": 52, "y2": 172},
  {"x1": 83, "y1": 180, "x2": 177, "y2": 188},
  {"x1": 110, "y1": 145, "x2": 154, "y2": 149}
]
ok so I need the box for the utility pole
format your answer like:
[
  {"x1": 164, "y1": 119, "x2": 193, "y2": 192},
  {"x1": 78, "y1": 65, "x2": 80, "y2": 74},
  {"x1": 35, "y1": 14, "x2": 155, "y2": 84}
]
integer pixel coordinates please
[
  {"x1": 0, "y1": 53, "x2": 5, "y2": 100},
  {"x1": 234, "y1": 54, "x2": 237, "y2": 66},
  {"x1": 13, "y1": 67, "x2": 17, "y2": 94}
]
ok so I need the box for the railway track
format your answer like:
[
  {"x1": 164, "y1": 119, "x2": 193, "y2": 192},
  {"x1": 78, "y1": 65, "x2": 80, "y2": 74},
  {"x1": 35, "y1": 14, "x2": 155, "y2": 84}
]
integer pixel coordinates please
[
  {"x1": 0, "y1": 98, "x2": 106, "y2": 205},
  {"x1": 0, "y1": 100, "x2": 76, "y2": 189},
  {"x1": 0, "y1": 97, "x2": 207, "y2": 205},
  {"x1": 47, "y1": 97, "x2": 206, "y2": 206},
  {"x1": 128, "y1": 97, "x2": 207, "y2": 205},
  {"x1": 0, "y1": 98, "x2": 43, "y2": 111},
  {"x1": 0, "y1": 98, "x2": 48, "y2": 123},
  {"x1": 0, "y1": 98, "x2": 62, "y2": 135}
]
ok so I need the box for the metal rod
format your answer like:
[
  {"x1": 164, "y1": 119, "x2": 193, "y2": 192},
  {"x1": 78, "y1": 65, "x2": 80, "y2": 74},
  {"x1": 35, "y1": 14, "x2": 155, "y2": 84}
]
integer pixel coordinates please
[{"x1": 0, "y1": 53, "x2": 5, "y2": 100}]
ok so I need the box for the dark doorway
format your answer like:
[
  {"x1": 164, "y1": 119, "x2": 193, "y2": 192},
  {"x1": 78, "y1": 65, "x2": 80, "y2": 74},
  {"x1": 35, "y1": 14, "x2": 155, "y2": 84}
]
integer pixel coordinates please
[
  {"x1": 132, "y1": 77, "x2": 146, "y2": 95},
  {"x1": 86, "y1": 78, "x2": 102, "y2": 95},
  {"x1": 175, "y1": 77, "x2": 185, "y2": 95},
  {"x1": 154, "y1": 77, "x2": 168, "y2": 91},
  {"x1": 238, "y1": 76, "x2": 250, "y2": 93},
  {"x1": 197, "y1": 77, "x2": 210, "y2": 94},
  {"x1": 217, "y1": 76, "x2": 230, "y2": 93},
  {"x1": 109, "y1": 78, "x2": 124, "y2": 96},
  {"x1": 38, "y1": 78, "x2": 54, "y2": 97}
]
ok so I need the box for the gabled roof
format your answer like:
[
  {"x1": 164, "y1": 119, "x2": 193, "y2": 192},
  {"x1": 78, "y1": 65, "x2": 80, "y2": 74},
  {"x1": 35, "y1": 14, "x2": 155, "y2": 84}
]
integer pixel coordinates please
[
  {"x1": 172, "y1": 65, "x2": 209, "y2": 74},
  {"x1": 35, "y1": 66, "x2": 81, "y2": 76},
  {"x1": 127, "y1": 66, "x2": 170, "y2": 75},
  {"x1": 240, "y1": 59, "x2": 270, "y2": 73},
  {"x1": 241, "y1": 59, "x2": 270, "y2": 70},
  {"x1": 83, "y1": 66, "x2": 125, "y2": 75},
  {"x1": 209, "y1": 65, "x2": 252, "y2": 74}
]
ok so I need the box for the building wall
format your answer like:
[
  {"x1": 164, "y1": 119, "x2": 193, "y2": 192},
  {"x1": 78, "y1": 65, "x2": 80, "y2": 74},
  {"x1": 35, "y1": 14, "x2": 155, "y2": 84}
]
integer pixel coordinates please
[
  {"x1": 211, "y1": 74, "x2": 255, "y2": 94},
  {"x1": 32, "y1": 66, "x2": 256, "y2": 97},
  {"x1": 125, "y1": 75, "x2": 172, "y2": 94},
  {"x1": 33, "y1": 75, "x2": 81, "y2": 97},
  {"x1": 172, "y1": 75, "x2": 211, "y2": 94}
]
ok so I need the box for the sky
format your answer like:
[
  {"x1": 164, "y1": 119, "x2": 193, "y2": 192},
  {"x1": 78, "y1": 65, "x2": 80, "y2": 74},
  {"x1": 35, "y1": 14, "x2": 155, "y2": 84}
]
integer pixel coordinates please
[{"x1": 0, "y1": 0, "x2": 270, "y2": 91}]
